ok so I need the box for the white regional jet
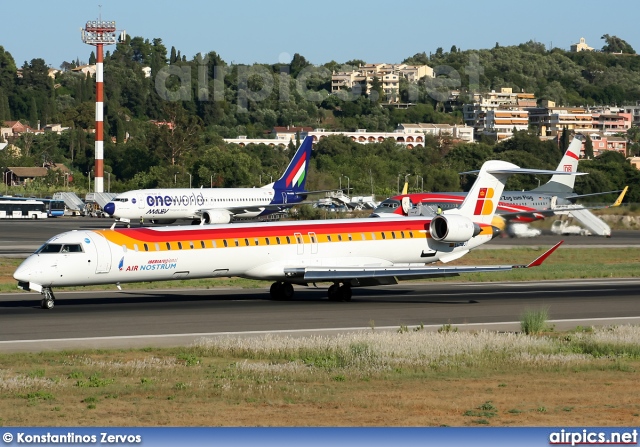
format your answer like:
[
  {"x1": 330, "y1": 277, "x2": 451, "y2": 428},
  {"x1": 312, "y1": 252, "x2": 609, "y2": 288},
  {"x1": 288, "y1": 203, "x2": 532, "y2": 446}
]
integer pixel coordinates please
[
  {"x1": 14, "y1": 160, "x2": 568, "y2": 309},
  {"x1": 103, "y1": 136, "x2": 314, "y2": 225}
]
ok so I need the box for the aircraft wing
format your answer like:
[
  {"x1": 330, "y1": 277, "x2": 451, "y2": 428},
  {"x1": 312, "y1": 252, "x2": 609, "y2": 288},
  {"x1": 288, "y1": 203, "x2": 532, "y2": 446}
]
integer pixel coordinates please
[
  {"x1": 563, "y1": 188, "x2": 625, "y2": 202},
  {"x1": 285, "y1": 241, "x2": 563, "y2": 286}
]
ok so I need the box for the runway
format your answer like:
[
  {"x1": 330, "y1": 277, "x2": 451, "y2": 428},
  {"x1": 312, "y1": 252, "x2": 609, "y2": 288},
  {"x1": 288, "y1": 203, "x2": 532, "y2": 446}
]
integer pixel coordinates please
[
  {"x1": 1, "y1": 279, "x2": 640, "y2": 352},
  {"x1": 0, "y1": 217, "x2": 639, "y2": 257}
]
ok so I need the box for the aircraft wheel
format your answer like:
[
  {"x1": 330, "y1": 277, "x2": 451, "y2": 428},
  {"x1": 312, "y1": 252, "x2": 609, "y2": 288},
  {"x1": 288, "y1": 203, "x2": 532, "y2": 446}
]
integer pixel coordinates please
[
  {"x1": 269, "y1": 282, "x2": 281, "y2": 300},
  {"x1": 328, "y1": 284, "x2": 340, "y2": 301},
  {"x1": 41, "y1": 289, "x2": 55, "y2": 309},
  {"x1": 339, "y1": 285, "x2": 352, "y2": 302},
  {"x1": 281, "y1": 282, "x2": 294, "y2": 300}
]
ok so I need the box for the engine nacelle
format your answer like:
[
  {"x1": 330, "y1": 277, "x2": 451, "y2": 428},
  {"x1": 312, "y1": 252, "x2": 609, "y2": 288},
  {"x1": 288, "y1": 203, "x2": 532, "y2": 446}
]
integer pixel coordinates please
[
  {"x1": 201, "y1": 209, "x2": 232, "y2": 224},
  {"x1": 429, "y1": 215, "x2": 481, "y2": 242}
]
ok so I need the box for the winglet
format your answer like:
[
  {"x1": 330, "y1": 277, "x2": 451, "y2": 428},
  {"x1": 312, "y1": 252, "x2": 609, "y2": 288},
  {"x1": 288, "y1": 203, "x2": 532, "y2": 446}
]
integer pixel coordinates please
[
  {"x1": 612, "y1": 186, "x2": 628, "y2": 207},
  {"x1": 524, "y1": 240, "x2": 564, "y2": 268}
]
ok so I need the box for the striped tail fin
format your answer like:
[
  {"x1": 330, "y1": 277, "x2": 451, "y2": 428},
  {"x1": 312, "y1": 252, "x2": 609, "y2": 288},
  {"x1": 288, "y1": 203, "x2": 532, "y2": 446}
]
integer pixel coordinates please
[
  {"x1": 272, "y1": 136, "x2": 313, "y2": 192},
  {"x1": 532, "y1": 137, "x2": 581, "y2": 194}
]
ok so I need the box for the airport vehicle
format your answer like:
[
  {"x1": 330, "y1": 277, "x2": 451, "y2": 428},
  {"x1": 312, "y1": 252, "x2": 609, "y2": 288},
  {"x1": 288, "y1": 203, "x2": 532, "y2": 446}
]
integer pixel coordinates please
[
  {"x1": 14, "y1": 160, "x2": 568, "y2": 309},
  {"x1": 0, "y1": 197, "x2": 65, "y2": 217},
  {"x1": 103, "y1": 137, "x2": 314, "y2": 225},
  {"x1": 372, "y1": 138, "x2": 621, "y2": 236},
  {"x1": 551, "y1": 219, "x2": 590, "y2": 236},
  {"x1": 0, "y1": 199, "x2": 48, "y2": 219},
  {"x1": 506, "y1": 223, "x2": 542, "y2": 238}
]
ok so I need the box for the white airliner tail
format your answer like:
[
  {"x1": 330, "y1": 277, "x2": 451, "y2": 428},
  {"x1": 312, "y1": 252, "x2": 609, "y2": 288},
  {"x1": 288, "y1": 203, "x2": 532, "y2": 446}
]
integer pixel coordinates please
[{"x1": 532, "y1": 137, "x2": 581, "y2": 194}]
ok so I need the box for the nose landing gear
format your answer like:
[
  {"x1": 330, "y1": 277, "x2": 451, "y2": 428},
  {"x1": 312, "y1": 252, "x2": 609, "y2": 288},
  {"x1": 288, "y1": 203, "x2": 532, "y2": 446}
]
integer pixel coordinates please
[{"x1": 40, "y1": 288, "x2": 56, "y2": 310}]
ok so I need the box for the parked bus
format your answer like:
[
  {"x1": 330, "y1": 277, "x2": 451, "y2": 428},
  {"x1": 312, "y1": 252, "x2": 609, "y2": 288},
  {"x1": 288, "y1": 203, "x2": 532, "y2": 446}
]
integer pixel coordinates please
[
  {"x1": 0, "y1": 197, "x2": 65, "y2": 217},
  {"x1": 0, "y1": 199, "x2": 48, "y2": 219}
]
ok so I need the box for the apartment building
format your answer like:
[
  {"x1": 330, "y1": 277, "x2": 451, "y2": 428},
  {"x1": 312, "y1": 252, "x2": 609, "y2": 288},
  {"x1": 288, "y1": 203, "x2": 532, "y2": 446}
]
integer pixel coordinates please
[
  {"x1": 331, "y1": 64, "x2": 434, "y2": 101},
  {"x1": 577, "y1": 132, "x2": 627, "y2": 157},
  {"x1": 462, "y1": 88, "x2": 536, "y2": 139},
  {"x1": 527, "y1": 100, "x2": 593, "y2": 136},
  {"x1": 623, "y1": 101, "x2": 640, "y2": 126}
]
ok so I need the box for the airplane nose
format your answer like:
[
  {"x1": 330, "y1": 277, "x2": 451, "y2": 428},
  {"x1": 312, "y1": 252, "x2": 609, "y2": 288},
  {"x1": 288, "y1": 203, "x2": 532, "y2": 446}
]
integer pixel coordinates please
[
  {"x1": 104, "y1": 202, "x2": 115, "y2": 215},
  {"x1": 13, "y1": 262, "x2": 31, "y2": 282}
]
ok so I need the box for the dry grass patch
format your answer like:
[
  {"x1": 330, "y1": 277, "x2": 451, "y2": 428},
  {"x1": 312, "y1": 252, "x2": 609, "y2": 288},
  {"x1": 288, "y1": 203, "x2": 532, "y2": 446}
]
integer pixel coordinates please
[{"x1": 1, "y1": 327, "x2": 640, "y2": 426}]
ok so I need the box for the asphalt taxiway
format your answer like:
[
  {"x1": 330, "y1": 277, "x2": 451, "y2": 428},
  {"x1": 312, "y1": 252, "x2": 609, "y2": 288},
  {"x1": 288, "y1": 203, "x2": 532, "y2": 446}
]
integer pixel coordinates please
[{"x1": 1, "y1": 279, "x2": 640, "y2": 352}]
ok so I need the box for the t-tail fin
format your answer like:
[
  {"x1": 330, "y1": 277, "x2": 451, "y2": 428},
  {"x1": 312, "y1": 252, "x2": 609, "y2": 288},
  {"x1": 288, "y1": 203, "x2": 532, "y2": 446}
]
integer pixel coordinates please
[
  {"x1": 272, "y1": 136, "x2": 313, "y2": 192},
  {"x1": 451, "y1": 161, "x2": 580, "y2": 225},
  {"x1": 449, "y1": 160, "x2": 519, "y2": 225},
  {"x1": 532, "y1": 137, "x2": 581, "y2": 194}
]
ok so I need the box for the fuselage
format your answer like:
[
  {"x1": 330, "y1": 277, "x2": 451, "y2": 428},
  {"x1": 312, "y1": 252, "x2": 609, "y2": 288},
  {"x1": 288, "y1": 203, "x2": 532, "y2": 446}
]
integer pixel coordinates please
[
  {"x1": 104, "y1": 186, "x2": 307, "y2": 222},
  {"x1": 374, "y1": 192, "x2": 575, "y2": 223},
  {"x1": 14, "y1": 217, "x2": 496, "y2": 289}
]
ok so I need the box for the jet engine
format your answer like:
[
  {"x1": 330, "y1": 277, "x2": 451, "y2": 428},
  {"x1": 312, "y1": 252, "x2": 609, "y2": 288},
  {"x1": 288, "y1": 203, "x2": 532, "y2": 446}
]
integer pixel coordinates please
[
  {"x1": 429, "y1": 215, "x2": 481, "y2": 243},
  {"x1": 201, "y1": 210, "x2": 233, "y2": 224}
]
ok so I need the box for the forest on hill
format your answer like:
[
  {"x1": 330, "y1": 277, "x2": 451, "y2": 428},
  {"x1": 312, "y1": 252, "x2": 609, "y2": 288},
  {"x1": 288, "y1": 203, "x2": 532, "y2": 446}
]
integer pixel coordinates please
[{"x1": 0, "y1": 34, "x2": 638, "y2": 201}]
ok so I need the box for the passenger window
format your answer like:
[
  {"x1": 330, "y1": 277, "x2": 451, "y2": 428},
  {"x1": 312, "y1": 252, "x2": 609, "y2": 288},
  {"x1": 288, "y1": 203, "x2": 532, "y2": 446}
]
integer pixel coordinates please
[
  {"x1": 254, "y1": 239, "x2": 259, "y2": 246},
  {"x1": 371, "y1": 233, "x2": 376, "y2": 240},
  {"x1": 245, "y1": 238, "x2": 249, "y2": 246},
  {"x1": 234, "y1": 239, "x2": 239, "y2": 247},
  {"x1": 391, "y1": 232, "x2": 396, "y2": 239},
  {"x1": 144, "y1": 243, "x2": 149, "y2": 251},
  {"x1": 338, "y1": 234, "x2": 342, "y2": 241},
  {"x1": 401, "y1": 231, "x2": 405, "y2": 238},
  {"x1": 223, "y1": 240, "x2": 228, "y2": 247},
  {"x1": 276, "y1": 237, "x2": 281, "y2": 244},
  {"x1": 212, "y1": 240, "x2": 217, "y2": 248},
  {"x1": 361, "y1": 233, "x2": 365, "y2": 240},
  {"x1": 189, "y1": 241, "x2": 194, "y2": 249},
  {"x1": 381, "y1": 233, "x2": 386, "y2": 240},
  {"x1": 177, "y1": 242, "x2": 183, "y2": 250},
  {"x1": 123, "y1": 244, "x2": 128, "y2": 252},
  {"x1": 133, "y1": 244, "x2": 139, "y2": 252},
  {"x1": 266, "y1": 238, "x2": 270, "y2": 245},
  {"x1": 296, "y1": 236, "x2": 302, "y2": 244},
  {"x1": 348, "y1": 234, "x2": 352, "y2": 241},
  {"x1": 327, "y1": 235, "x2": 332, "y2": 242},
  {"x1": 166, "y1": 242, "x2": 171, "y2": 250},
  {"x1": 200, "y1": 241, "x2": 205, "y2": 248},
  {"x1": 409, "y1": 231, "x2": 414, "y2": 238},
  {"x1": 286, "y1": 236, "x2": 291, "y2": 244},
  {"x1": 155, "y1": 243, "x2": 160, "y2": 251}
]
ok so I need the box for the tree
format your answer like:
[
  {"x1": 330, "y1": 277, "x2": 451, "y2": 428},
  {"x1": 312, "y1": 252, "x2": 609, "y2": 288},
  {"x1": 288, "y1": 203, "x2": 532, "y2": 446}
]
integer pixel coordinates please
[
  {"x1": 601, "y1": 34, "x2": 636, "y2": 54},
  {"x1": 584, "y1": 134, "x2": 594, "y2": 158},
  {"x1": 369, "y1": 76, "x2": 384, "y2": 103},
  {"x1": 89, "y1": 51, "x2": 96, "y2": 65},
  {"x1": 560, "y1": 127, "x2": 570, "y2": 153},
  {"x1": 450, "y1": 45, "x2": 458, "y2": 53}
]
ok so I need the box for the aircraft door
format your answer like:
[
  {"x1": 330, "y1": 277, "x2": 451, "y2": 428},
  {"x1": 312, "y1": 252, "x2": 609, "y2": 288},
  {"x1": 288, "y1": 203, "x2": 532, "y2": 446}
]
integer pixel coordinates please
[
  {"x1": 401, "y1": 197, "x2": 411, "y2": 215},
  {"x1": 551, "y1": 196, "x2": 557, "y2": 209},
  {"x1": 294, "y1": 232, "x2": 303, "y2": 255},
  {"x1": 87, "y1": 233, "x2": 112, "y2": 273},
  {"x1": 137, "y1": 194, "x2": 145, "y2": 209},
  {"x1": 308, "y1": 232, "x2": 318, "y2": 254},
  {"x1": 282, "y1": 192, "x2": 288, "y2": 204}
]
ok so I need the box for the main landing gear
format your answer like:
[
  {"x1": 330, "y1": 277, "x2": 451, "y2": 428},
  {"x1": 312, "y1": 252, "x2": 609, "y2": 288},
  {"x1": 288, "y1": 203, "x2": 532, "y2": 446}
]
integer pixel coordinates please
[
  {"x1": 328, "y1": 283, "x2": 352, "y2": 302},
  {"x1": 270, "y1": 281, "x2": 295, "y2": 300},
  {"x1": 41, "y1": 288, "x2": 55, "y2": 310},
  {"x1": 269, "y1": 281, "x2": 352, "y2": 302}
]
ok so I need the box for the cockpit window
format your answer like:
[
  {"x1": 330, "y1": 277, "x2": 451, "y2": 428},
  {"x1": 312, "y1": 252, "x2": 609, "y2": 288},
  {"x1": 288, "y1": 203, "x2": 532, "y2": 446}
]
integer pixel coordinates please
[
  {"x1": 37, "y1": 243, "x2": 83, "y2": 254},
  {"x1": 113, "y1": 198, "x2": 129, "y2": 202},
  {"x1": 37, "y1": 244, "x2": 63, "y2": 253}
]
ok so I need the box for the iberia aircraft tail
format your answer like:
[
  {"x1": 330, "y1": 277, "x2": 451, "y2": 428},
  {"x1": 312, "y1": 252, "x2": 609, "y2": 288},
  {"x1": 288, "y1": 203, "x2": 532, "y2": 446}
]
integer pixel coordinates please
[
  {"x1": 532, "y1": 137, "x2": 581, "y2": 194},
  {"x1": 452, "y1": 160, "x2": 581, "y2": 225}
]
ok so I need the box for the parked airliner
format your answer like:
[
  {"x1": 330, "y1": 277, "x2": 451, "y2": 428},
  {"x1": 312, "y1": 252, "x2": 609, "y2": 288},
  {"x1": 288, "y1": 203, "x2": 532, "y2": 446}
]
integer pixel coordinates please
[
  {"x1": 372, "y1": 137, "x2": 616, "y2": 227},
  {"x1": 14, "y1": 160, "x2": 569, "y2": 309},
  {"x1": 103, "y1": 136, "x2": 314, "y2": 225}
]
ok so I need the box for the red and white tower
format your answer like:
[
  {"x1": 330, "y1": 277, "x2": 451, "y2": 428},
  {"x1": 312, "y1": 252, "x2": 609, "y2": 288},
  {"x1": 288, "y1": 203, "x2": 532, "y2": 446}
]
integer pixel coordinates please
[{"x1": 81, "y1": 19, "x2": 118, "y2": 193}]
